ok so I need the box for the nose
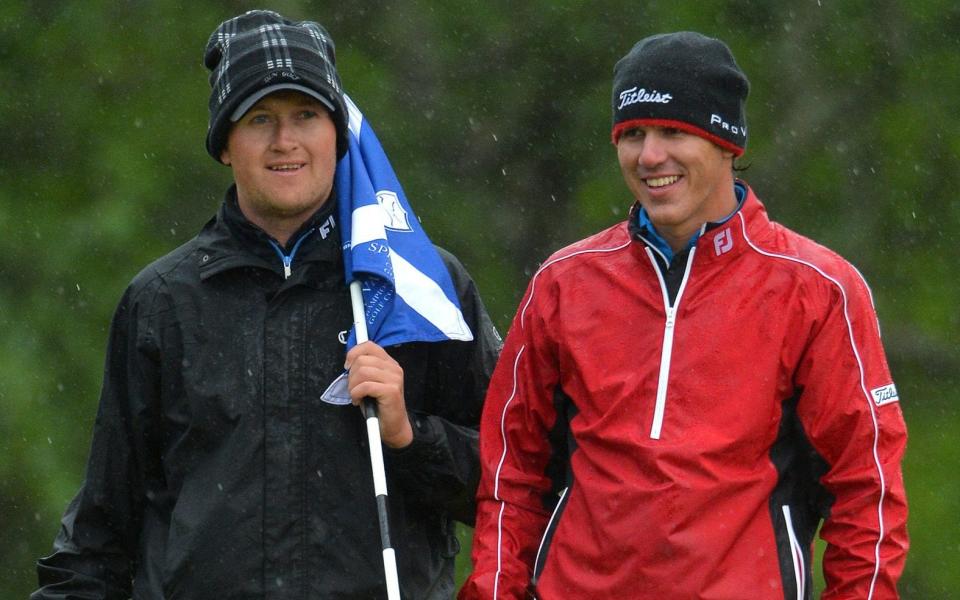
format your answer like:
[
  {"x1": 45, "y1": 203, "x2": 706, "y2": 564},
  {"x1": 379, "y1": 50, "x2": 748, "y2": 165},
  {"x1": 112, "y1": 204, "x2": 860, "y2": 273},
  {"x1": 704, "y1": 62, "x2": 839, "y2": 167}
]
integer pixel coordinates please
[
  {"x1": 638, "y1": 132, "x2": 667, "y2": 168},
  {"x1": 269, "y1": 118, "x2": 299, "y2": 152}
]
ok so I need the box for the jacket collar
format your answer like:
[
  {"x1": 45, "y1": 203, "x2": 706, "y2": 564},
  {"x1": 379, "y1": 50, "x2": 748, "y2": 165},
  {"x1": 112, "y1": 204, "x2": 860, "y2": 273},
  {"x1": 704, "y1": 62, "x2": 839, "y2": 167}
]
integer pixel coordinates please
[
  {"x1": 628, "y1": 180, "x2": 772, "y2": 267},
  {"x1": 196, "y1": 185, "x2": 342, "y2": 280},
  {"x1": 690, "y1": 181, "x2": 773, "y2": 266}
]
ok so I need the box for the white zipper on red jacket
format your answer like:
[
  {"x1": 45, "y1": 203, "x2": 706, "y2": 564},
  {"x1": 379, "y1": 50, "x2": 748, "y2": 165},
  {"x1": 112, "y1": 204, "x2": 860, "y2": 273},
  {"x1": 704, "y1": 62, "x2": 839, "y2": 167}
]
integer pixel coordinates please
[{"x1": 644, "y1": 237, "x2": 699, "y2": 440}]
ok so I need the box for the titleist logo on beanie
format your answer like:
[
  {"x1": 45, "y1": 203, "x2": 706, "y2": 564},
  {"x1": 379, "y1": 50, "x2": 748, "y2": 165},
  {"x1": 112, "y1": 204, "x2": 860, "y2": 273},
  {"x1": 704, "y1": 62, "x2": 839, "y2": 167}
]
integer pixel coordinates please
[
  {"x1": 611, "y1": 31, "x2": 750, "y2": 156},
  {"x1": 618, "y1": 88, "x2": 673, "y2": 108},
  {"x1": 203, "y1": 10, "x2": 349, "y2": 162}
]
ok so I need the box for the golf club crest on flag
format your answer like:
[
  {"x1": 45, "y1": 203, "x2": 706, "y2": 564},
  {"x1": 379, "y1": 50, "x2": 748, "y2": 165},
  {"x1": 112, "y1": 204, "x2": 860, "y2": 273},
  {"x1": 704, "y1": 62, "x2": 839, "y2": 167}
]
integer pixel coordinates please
[{"x1": 320, "y1": 95, "x2": 473, "y2": 406}]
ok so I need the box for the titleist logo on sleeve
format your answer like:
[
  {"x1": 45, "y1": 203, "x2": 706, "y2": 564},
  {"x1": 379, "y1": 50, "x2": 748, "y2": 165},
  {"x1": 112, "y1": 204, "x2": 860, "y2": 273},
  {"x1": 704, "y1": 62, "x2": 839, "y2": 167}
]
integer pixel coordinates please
[
  {"x1": 618, "y1": 87, "x2": 673, "y2": 109},
  {"x1": 871, "y1": 384, "x2": 900, "y2": 406}
]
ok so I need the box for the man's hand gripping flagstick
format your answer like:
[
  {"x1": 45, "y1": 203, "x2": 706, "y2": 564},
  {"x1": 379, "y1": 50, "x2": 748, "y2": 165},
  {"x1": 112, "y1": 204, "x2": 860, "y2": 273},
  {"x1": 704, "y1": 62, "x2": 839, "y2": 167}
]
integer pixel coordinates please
[{"x1": 350, "y1": 280, "x2": 402, "y2": 600}]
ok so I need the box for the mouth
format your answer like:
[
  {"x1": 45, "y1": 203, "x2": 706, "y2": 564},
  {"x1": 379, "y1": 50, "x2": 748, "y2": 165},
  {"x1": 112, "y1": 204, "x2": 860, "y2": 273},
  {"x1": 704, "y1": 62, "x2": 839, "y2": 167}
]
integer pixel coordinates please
[
  {"x1": 643, "y1": 175, "x2": 681, "y2": 189},
  {"x1": 267, "y1": 163, "x2": 306, "y2": 172}
]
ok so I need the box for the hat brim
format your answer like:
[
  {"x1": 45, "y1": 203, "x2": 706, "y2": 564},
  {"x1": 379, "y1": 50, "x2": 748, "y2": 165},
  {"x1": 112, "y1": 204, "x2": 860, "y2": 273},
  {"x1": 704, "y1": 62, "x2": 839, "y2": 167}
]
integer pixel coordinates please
[
  {"x1": 611, "y1": 118, "x2": 745, "y2": 157},
  {"x1": 230, "y1": 83, "x2": 336, "y2": 122}
]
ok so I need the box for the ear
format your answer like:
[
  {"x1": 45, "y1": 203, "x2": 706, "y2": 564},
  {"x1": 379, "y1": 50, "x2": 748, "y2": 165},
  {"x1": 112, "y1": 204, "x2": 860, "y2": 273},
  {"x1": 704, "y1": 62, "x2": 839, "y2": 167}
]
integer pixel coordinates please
[{"x1": 220, "y1": 148, "x2": 231, "y2": 165}]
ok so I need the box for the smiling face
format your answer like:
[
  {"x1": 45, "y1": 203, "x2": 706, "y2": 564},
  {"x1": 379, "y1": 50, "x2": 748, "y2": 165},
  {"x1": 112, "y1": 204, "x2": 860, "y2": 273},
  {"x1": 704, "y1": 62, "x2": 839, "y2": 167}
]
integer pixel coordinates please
[
  {"x1": 220, "y1": 90, "x2": 338, "y2": 245},
  {"x1": 617, "y1": 125, "x2": 737, "y2": 251}
]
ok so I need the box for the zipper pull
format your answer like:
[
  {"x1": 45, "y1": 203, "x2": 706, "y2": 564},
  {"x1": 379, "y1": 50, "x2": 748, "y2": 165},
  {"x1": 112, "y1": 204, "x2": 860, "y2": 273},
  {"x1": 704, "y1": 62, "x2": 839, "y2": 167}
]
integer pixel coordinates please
[
  {"x1": 283, "y1": 256, "x2": 292, "y2": 279},
  {"x1": 665, "y1": 306, "x2": 676, "y2": 329}
]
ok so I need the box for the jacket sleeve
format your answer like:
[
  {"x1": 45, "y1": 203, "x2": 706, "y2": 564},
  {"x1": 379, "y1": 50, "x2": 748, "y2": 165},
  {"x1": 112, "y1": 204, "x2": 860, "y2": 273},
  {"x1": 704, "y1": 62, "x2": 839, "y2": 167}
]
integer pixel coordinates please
[
  {"x1": 384, "y1": 249, "x2": 502, "y2": 525},
  {"x1": 459, "y1": 269, "x2": 562, "y2": 600},
  {"x1": 794, "y1": 266, "x2": 908, "y2": 599},
  {"x1": 33, "y1": 285, "x2": 161, "y2": 600}
]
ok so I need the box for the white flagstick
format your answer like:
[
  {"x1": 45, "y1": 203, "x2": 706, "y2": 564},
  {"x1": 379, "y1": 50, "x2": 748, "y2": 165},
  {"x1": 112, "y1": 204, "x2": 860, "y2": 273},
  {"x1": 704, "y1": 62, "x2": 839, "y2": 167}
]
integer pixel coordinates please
[{"x1": 350, "y1": 280, "x2": 402, "y2": 600}]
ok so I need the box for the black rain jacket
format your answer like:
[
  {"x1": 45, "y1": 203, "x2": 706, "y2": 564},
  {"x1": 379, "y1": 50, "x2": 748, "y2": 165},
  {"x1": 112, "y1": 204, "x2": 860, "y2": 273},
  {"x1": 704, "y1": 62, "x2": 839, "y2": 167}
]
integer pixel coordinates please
[{"x1": 33, "y1": 189, "x2": 501, "y2": 599}]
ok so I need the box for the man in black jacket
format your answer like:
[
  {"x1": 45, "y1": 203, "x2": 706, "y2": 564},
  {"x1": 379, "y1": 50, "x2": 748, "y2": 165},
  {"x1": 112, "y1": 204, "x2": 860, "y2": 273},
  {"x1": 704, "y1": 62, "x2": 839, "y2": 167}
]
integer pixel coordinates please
[{"x1": 33, "y1": 10, "x2": 500, "y2": 599}]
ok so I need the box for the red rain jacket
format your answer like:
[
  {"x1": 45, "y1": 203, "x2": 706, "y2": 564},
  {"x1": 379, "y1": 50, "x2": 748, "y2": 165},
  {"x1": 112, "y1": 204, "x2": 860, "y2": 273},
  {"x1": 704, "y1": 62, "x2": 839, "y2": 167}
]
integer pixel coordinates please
[{"x1": 461, "y1": 184, "x2": 908, "y2": 599}]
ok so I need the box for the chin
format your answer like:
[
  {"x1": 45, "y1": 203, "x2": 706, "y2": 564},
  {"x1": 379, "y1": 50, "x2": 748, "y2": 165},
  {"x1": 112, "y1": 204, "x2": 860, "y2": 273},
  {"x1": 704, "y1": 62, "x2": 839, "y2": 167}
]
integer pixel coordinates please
[{"x1": 268, "y1": 192, "x2": 324, "y2": 212}]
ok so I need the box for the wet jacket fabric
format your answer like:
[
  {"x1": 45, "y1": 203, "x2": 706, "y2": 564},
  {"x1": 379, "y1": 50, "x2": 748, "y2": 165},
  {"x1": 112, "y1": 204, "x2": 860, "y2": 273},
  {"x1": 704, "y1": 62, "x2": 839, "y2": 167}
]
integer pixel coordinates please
[
  {"x1": 34, "y1": 189, "x2": 501, "y2": 600},
  {"x1": 461, "y1": 183, "x2": 908, "y2": 600}
]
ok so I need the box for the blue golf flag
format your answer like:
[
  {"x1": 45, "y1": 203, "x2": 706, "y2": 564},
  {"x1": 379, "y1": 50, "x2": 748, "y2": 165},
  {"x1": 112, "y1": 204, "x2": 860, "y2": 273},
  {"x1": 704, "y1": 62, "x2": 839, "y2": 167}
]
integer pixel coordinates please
[{"x1": 334, "y1": 95, "x2": 473, "y2": 350}]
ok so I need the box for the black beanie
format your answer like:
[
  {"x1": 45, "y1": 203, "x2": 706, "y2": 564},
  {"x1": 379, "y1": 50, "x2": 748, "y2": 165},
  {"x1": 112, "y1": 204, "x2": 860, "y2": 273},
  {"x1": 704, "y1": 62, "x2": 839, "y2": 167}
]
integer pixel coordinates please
[
  {"x1": 203, "y1": 10, "x2": 349, "y2": 163},
  {"x1": 611, "y1": 32, "x2": 749, "y2": 156}
]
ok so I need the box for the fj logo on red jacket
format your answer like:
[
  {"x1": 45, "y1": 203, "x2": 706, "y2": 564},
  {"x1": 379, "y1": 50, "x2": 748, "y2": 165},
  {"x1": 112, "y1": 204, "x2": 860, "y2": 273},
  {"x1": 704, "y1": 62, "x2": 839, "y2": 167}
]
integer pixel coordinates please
[{"x1": 713, "y1": 229, "x2": 733, "y2": 256}]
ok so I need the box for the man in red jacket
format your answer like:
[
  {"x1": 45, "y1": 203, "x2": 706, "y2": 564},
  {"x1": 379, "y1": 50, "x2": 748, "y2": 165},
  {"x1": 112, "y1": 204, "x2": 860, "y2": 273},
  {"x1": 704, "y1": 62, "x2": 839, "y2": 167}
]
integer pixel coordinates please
[{"x1": 461, "y1": 31, "x2": 908, "y2": 599}]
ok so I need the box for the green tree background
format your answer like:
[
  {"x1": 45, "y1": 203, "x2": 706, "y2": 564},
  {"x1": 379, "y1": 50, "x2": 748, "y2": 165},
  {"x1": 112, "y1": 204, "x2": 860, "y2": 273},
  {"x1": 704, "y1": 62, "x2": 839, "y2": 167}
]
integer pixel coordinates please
[{"x1": 2, "y1": 1, "x2": 957, "y2": 597}]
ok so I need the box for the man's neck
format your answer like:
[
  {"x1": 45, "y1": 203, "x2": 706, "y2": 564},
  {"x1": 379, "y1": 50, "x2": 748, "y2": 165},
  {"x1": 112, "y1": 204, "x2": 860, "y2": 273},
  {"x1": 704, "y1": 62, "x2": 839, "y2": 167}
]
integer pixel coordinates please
[
  {"x1": 235, "y1": 203, "x2": 318, "y2": 248},
  {"x1": 635, "y1": 181, "x2": 747, "y2": 260}
]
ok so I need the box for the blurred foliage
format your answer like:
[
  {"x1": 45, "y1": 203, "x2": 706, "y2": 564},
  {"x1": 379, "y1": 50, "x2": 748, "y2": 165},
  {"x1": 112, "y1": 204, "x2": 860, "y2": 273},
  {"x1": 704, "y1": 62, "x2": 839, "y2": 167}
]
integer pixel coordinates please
[{"x1": 1, "y1": 0, "x2": 957, "y2": 597}]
